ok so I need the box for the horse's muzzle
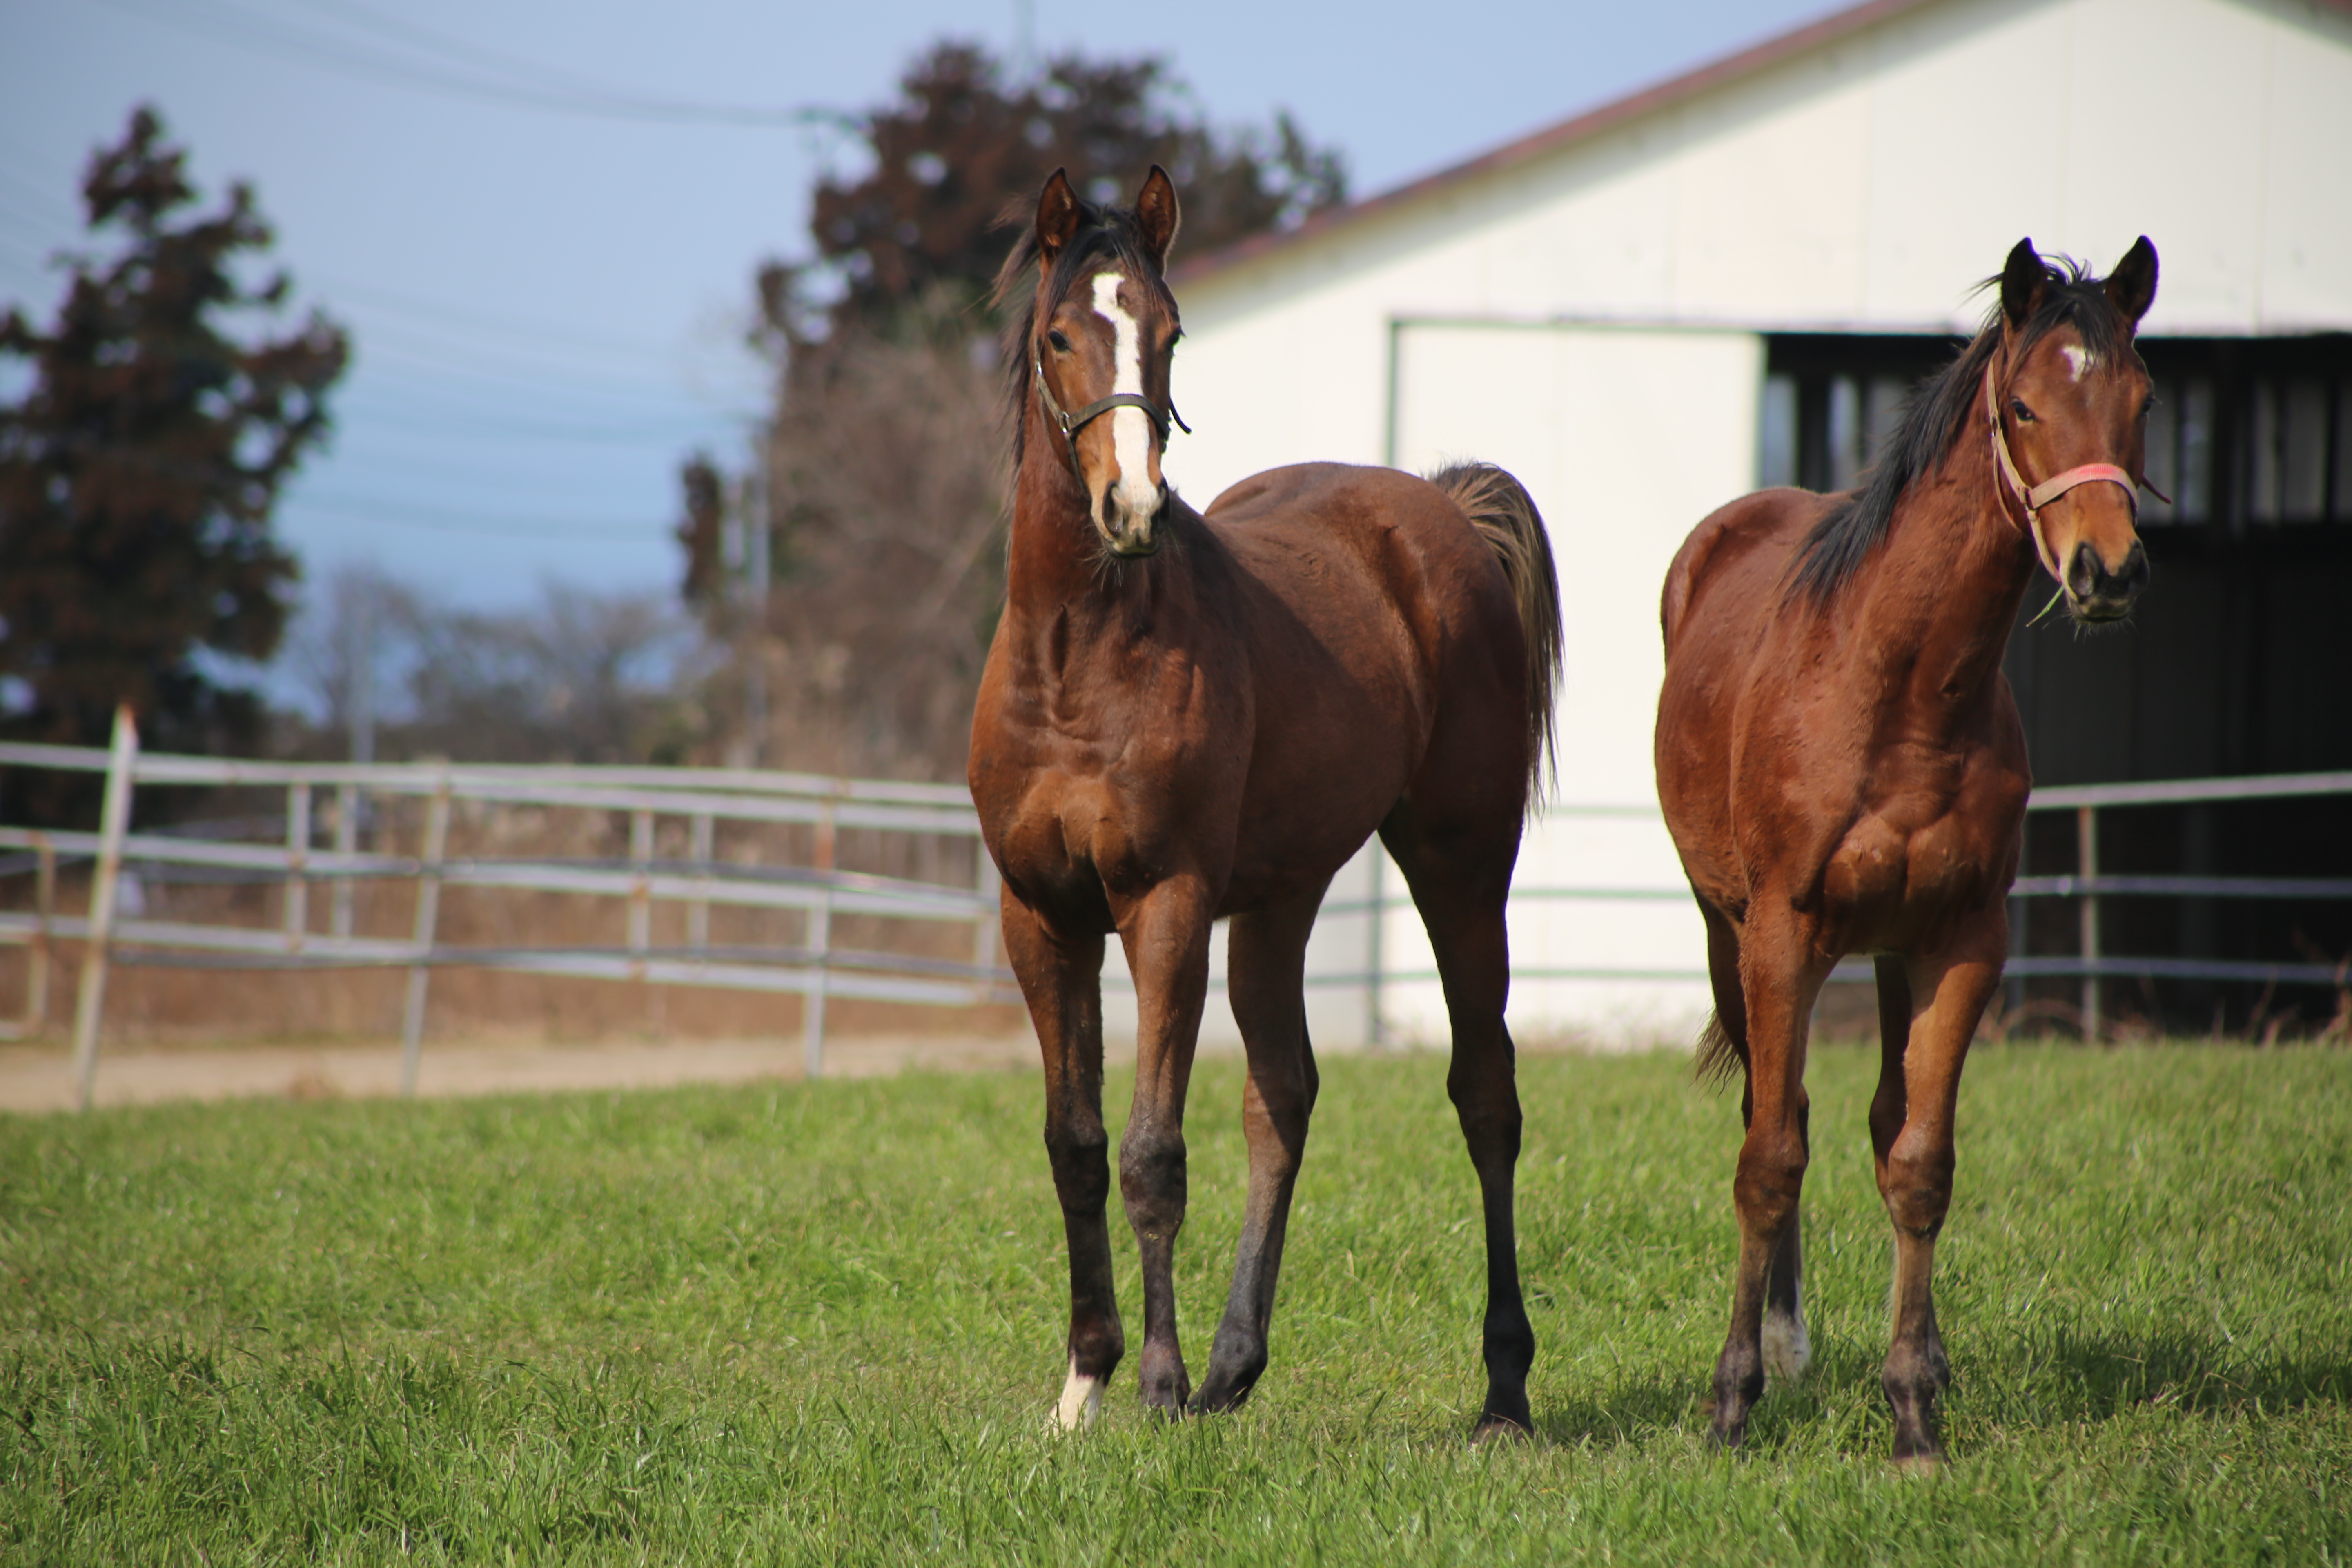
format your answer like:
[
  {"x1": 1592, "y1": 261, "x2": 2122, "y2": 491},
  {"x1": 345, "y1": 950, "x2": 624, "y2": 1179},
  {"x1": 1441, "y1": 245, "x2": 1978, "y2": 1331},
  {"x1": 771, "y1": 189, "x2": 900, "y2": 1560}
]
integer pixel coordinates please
[
  {"x1": 2066, "y1": 539, "x2": 2148, "y2": 623},
  {"x1": 1098, "y1": 485, "x2": 1168, "y2": 558}
]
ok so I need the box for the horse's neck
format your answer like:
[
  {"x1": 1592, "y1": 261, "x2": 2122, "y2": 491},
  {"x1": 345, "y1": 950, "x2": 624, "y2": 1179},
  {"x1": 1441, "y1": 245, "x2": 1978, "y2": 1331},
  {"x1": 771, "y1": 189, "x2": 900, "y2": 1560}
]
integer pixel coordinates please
[
  {"x1": 1864, "y1": 422, "x2": 2037, "y2": 704},
  {"x1": 1002, "y1": 435, "x2": 1161, "y2": 648}
]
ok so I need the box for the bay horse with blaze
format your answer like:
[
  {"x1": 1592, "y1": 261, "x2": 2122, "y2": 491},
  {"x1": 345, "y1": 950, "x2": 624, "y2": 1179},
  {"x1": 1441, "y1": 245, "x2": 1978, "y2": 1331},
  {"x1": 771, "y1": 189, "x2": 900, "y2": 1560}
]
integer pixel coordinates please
[
  {"x1": 1655, "y1": 237, "x2": 2160, "y2": 1465},
  {"x1": 969, "y1": 167, "x2": 1564, "y2": 1434}
]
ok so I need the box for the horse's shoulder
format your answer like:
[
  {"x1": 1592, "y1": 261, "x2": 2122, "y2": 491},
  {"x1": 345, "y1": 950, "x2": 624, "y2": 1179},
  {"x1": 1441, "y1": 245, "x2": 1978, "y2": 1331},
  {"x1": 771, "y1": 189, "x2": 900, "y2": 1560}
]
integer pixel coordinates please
[{"x1": 1661, "y1": 489, "x2": 1824, "y2": 650}]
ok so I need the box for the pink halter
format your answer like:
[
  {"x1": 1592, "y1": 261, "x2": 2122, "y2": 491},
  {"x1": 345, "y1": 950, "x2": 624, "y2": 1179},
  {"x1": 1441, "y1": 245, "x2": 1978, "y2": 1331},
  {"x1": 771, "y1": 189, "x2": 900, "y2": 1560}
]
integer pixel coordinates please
[{"x1": 1982, "y1": 356, "x2": 2137, "y2": 583}]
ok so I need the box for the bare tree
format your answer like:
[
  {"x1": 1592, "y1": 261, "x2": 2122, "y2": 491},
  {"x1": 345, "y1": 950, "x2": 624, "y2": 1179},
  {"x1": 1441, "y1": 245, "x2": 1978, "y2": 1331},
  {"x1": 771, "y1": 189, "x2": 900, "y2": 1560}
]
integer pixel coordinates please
[
  {"x1": 283, "y1": 570, "x2": 694, "y2": 765},
  {"x1": 745, "y1": 303, "x2": 1006, "y2": 779}
]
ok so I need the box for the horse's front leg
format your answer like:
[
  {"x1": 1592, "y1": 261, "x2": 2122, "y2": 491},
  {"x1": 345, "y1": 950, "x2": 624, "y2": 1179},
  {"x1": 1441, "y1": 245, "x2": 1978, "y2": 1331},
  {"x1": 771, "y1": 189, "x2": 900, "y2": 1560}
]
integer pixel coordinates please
[
  {"x1": 1713, "y1": 913, "x2": 1827, "y2": 1451},
  {"x1": 1000, "y1": 888, "x2": 1120, "y2": 1430},
  {"x1": 1116, "y1": 875, "x2": 1216, "y2": 1417},
  {"x1": 1875, "y1": 932, "x2": 2003, "y2": 1469}
]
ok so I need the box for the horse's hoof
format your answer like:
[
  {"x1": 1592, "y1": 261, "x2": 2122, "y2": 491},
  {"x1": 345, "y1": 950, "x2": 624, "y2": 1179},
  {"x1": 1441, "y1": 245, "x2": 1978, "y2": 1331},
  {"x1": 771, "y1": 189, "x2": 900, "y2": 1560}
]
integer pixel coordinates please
[
  {"x1": 1470, "y1": 1414, "x2": 1531, "y2": 1446},
  {"x1": 1891, "y1": 1432, "x2": 1947, "y2": 1472}
]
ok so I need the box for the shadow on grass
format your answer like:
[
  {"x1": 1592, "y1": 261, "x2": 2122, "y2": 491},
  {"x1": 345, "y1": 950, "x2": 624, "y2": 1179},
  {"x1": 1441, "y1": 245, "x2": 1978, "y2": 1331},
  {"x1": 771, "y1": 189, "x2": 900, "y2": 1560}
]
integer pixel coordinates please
[
  {"x1": 2021, "y1": 1327, "x2": 2352, "y2": 1419},
  {"x1": 1525, "y1": 1327, "x2": 2352, "y2": 1457}
]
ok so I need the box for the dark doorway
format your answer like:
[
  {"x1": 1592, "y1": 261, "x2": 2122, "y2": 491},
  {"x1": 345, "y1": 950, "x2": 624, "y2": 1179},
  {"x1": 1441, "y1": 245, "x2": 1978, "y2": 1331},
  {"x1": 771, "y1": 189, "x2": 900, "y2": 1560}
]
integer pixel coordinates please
[{"x1": 1764, "y1": 333, "x2": 2352, "y2": 1035}]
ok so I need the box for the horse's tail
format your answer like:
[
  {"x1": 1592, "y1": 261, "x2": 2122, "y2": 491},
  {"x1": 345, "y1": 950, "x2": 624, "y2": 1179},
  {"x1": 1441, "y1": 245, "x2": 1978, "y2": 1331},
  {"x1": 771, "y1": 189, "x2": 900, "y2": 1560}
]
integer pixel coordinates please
[
  {"x1": 1430, "y1": 462, "x2": 1564, "y2": 808},
  {"x1": 1693, "y1": 1010, "x2": 1743, "y2": 1085}
]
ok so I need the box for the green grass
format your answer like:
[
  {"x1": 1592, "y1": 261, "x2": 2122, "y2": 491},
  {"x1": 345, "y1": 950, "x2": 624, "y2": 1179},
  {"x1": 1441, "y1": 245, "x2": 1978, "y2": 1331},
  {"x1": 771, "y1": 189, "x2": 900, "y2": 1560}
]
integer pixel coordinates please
[{"x1": 2, "y1": 1043, "x2": 2348, "y2": 1565}]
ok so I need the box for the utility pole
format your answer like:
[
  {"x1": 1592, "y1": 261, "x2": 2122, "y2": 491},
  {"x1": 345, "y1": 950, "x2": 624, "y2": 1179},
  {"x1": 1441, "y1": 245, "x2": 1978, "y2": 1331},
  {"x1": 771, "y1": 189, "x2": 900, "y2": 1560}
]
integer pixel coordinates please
[
  {"x1": 741, "y1": 457, "x2": 771, "y2": 768},
  {"x1": 347, "y1": 584, "x2": 376, "y2": 767}
]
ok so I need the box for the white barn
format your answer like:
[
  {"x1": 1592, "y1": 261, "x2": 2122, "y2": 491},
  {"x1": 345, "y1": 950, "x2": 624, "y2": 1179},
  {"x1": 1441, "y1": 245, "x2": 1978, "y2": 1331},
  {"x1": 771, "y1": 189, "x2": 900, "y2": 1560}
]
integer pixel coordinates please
[{"x1": 1104, "y1": 0, "x2": 2352, "y2": 1049}]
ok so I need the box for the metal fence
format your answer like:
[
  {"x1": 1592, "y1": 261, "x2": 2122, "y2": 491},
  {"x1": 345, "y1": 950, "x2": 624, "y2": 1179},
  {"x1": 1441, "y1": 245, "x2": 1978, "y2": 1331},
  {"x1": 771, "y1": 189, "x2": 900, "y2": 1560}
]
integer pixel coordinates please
[
  {"x1": 1334, "y1": 773, "x2": 2352, "y2": 1042},
  {"x1": 0, "y1": 708, "x2": 1013, "y2": 1109},
  {"x1": 5, "y1": 710, "x2": 2345, "y2": 1111}
]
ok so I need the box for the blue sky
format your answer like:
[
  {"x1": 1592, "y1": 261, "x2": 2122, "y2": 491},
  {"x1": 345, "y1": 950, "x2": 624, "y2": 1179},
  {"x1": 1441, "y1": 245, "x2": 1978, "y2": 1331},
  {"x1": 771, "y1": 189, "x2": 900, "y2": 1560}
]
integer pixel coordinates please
[{"x1": 0, "y1": 0, "x2": 1837, "y2": 617}]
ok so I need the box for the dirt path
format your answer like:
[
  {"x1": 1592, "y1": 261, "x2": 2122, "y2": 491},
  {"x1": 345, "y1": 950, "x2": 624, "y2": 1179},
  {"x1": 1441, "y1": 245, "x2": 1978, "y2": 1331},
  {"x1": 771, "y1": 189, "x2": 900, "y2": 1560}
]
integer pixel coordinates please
[{"x1": 0, "y1": 1032, "x2": 1049, "y2": 1115}]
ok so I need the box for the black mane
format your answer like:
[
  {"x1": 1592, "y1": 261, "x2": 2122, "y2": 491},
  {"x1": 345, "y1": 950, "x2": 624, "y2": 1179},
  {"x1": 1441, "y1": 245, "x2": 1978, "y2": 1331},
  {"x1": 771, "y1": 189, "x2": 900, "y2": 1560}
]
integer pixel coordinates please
[
  {"x1": 1789, "y1": 255, "x2": 2134, "y2": 603},
  {"x1": 990, "y1": 192, "x2": 1172, "y2": 473}
]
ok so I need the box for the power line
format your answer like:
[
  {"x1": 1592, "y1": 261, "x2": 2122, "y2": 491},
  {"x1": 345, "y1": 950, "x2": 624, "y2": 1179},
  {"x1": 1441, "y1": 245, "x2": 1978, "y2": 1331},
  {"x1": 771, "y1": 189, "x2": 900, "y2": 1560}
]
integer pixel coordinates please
[
  {"x1": 290, "y1": 491, "x2": 675, "y2": 541},
  {"x1": 341, "y1": 397, "x2": 751, "y2": 445},
  {"x1": 312, "y1": 272, "x2": 684, "y2": 362},
  {"x1": 91, "y1": 0, "x2": 858, "y2": 131}
]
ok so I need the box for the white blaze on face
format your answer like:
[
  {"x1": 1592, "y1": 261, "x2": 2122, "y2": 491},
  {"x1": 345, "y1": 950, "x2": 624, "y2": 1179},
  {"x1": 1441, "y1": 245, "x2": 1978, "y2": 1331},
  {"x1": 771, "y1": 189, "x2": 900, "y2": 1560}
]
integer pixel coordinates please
[
  {"x1": 1091, "y1": 272, "x2": 1160, "y2": 519},
  {"x1": 2062, "y1": 344, "x2": 2097, "y2": 382},
  {"x1": 1055, "y1": 1356, "x2": 1104, "y2": 1431}
]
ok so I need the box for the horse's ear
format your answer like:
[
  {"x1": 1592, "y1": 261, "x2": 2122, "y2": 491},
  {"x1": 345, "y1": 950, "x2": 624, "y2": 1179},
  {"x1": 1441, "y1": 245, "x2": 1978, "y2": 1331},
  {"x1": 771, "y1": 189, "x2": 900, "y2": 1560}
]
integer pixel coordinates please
[
  {"x1": 1136, "y1": 165, "x2": 1180, "y2": 270},
  {"x1": 2105, "y1": 236, "x2": 2158, "y2": 330},
  {"x1": 1036, "y1": 169, "x2": 1081, "y2": 268},
  {"x1": 2000, "y1": 238, "x2": 2047, "y2": 330}
]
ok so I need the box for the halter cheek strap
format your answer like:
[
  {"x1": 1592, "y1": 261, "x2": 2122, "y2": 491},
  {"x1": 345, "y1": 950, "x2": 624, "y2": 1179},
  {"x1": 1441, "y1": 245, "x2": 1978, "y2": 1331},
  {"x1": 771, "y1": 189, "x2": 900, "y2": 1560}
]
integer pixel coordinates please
[
  {"x1": 1982, "y1": 356, "x2": 2139, "y2": 584},
  {"x1": 1033, "y1": 355, "x2": 1191, "y2": 480}
]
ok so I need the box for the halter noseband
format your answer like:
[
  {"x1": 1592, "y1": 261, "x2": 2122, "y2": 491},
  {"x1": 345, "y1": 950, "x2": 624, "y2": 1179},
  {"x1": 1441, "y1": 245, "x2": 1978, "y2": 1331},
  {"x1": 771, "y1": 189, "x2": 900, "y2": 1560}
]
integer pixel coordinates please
[
  {"x1": 1033, "y1": 354, "x2": 1191, "y2": 479},
  {"x1": 1981, "y1": 352, "x2": 2139, "y2": 584}
]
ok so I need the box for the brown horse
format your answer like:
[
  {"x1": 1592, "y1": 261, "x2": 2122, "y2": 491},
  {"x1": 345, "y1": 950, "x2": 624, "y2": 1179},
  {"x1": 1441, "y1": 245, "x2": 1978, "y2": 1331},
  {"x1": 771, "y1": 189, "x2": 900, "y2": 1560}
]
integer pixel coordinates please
[
  {"x1": 969, "y1": 167, "x2": 1564, "y2": 1435},
  {"x1": 1655, "y1": 237, "x2": 2159, "y2": 1466}
]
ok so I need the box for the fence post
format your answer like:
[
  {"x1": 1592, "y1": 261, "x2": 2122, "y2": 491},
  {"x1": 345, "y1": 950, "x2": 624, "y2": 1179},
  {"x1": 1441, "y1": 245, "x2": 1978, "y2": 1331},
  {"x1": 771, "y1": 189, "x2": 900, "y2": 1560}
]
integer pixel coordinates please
[
  {"x1": 804, "y1": 803, "x2": 835, "y2": 1080},
  {"x1": 628, "y1": 808, "x2": 654, "y2": 964},
  {"x1": 283, "y1": 782, "x2": 310, "y2": 951},
  {"x1": 972, "y1": 846, "x2": 999, "y2": 1002},
  {"x1": 688, "y1": 811, "x2": 713, "y2": 958},
  {"x1": 399, "y1": 774, "x2": 451, "y2": 1098},
  {"x1": 2078, "y1": 802, "x2": 2100, "y2": 1042},
  {"x1": 332, "y1": 783, "x2": 359, "y2": 938},
  {"x1": 69, "y1": 706, "x2": 138, "y2": 1113}
]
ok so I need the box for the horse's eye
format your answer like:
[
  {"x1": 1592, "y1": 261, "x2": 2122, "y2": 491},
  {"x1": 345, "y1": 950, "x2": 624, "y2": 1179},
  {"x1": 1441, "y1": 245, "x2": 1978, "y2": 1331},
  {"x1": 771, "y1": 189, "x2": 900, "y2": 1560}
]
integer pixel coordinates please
[
  {"x1": 2009, "y1": 398, "x2": 2036, "y2": 423},
  {"x1": 1047, "y1": 329, "x2": 1071, "y2": 353}
]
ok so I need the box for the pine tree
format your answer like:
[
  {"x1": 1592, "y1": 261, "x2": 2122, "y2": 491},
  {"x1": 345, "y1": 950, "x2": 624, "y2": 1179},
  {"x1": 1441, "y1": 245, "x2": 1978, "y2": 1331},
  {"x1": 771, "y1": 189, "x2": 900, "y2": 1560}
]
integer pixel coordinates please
[{"x1": 0, "y1": 105, "x2": 348, "y2": 815}]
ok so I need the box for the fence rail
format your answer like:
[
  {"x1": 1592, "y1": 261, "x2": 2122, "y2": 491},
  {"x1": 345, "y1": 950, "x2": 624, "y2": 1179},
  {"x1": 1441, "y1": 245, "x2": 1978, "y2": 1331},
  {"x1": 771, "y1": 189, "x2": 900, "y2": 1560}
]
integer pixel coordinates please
[
  {"x1": 0, "y1": 710, "x2": 1011, "y2": 1108},
  {"x1": 1341, "y1": 769, "x2": 2352, "y2": 1037}
]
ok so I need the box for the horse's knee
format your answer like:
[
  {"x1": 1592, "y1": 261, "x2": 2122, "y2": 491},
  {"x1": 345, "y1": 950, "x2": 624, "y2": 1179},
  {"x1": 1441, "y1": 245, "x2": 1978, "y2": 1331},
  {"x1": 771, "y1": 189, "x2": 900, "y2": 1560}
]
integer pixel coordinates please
[
  {"x1": 1119, "y1": 1124, "x2": 1188, "y2": 1231},
  {"x1": 1878, "y1": 1133, "x2": 1954, "y2": 1236},
  {"x1": 1733, "y1": 1127, "x2": 1808, "y2": 1229},
  {"x1": 1044, "y1": 1119, "x2": 1111, "y2": 1212}
]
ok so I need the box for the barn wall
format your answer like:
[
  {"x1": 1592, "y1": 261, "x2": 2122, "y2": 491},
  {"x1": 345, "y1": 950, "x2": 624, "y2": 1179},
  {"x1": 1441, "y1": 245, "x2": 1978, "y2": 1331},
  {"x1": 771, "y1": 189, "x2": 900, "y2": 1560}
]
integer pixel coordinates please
[
  {"x1": 1168, "y1": 0, "x2": 2352, "y2": 512},
  {"x1": 1125, "y1": 0, "x2": 2352, "y2": 1044}
]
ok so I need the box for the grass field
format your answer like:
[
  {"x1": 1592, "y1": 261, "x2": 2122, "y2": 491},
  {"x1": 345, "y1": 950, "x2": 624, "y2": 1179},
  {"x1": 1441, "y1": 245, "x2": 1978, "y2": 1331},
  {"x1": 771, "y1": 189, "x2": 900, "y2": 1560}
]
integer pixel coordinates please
[{"x1": 3, "y1": 1042, "x2": 2348, "y2": 1564}]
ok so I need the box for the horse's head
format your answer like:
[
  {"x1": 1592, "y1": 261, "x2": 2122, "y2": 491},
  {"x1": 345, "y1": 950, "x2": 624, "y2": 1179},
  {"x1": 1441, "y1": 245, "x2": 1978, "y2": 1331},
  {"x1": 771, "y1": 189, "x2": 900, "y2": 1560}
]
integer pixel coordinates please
[
  {"x1": 1990, "y1": 236, "x2": 2160, "y2": 624},
  {"x1": 1023, "y1": 167, "x2": 1183, "y2": 558}
]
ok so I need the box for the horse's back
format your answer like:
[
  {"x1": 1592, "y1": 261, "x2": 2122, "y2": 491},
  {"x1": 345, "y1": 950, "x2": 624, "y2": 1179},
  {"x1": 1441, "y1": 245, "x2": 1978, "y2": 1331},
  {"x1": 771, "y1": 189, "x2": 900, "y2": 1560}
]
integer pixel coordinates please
[
  {"x1": 1196, "y1": 461, "x2": 1532, "y2": 900},
  {"x1": 1202, "y1": 461, "x2": 1521, "y2": 670},
  {"x1": 1660, "y1": 488, "x2": 1825, "y2": 657}
]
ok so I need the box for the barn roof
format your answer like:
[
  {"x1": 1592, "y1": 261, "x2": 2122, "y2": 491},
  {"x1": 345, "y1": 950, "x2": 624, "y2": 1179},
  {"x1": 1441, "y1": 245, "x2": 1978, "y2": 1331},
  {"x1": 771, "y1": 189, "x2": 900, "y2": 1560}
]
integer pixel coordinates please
[{"x1": 1169, "y1": 0, "x2": 2352, "y2": 289}]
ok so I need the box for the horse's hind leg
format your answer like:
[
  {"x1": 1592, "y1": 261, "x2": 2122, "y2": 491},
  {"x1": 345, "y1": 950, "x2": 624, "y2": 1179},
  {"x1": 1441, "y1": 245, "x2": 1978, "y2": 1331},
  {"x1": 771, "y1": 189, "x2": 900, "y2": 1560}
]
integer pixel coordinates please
[
  {"x1": 1703, "y1": 903, "x2": 1809, "y2": 1385},
  {"x1": 1000, "y1": 890, "x2": 1122, "y2": 1430},
  {"x1": 1194, "y1": 880, "x2": 1330, "y2": 1414},
  {"x1": 1873, "y1": 938, "x2": 2001, "y2": 1469},
  {"x1": 1381, "y1": 806, "x2": 1535, "y2": 1439}
]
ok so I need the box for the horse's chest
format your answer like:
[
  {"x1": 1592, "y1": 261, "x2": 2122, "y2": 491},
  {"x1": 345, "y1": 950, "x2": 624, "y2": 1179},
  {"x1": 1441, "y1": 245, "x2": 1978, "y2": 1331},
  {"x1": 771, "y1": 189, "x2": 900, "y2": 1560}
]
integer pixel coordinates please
[
  {"x1": 1820, "y1": 795, "x2": 2018, "y2": 951},
  {"x1": 988, "y1": 775, "x2": 1186, "y2": 921}
]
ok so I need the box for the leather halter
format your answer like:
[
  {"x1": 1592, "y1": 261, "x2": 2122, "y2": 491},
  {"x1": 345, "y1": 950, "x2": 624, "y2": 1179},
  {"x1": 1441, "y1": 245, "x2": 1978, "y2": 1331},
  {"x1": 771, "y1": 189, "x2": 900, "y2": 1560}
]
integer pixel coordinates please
[
  {"x1": 1033, "y1": 353, "x2": 1190, "y2": 480},
  {"x1": 1982, "y1": 352, "x2": 2138, "y2": 584}
]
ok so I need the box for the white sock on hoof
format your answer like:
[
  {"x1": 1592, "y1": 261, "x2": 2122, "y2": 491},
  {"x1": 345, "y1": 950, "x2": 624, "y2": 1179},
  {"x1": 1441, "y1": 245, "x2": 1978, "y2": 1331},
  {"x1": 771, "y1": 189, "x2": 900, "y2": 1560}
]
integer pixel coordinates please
[
  {"x1": 1054, "y1": 1356, "x2": 1105, "y2": 1431},
  {"x1": 1762, "y1": 1307, "x2": 1812, "y2": 1381}
]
